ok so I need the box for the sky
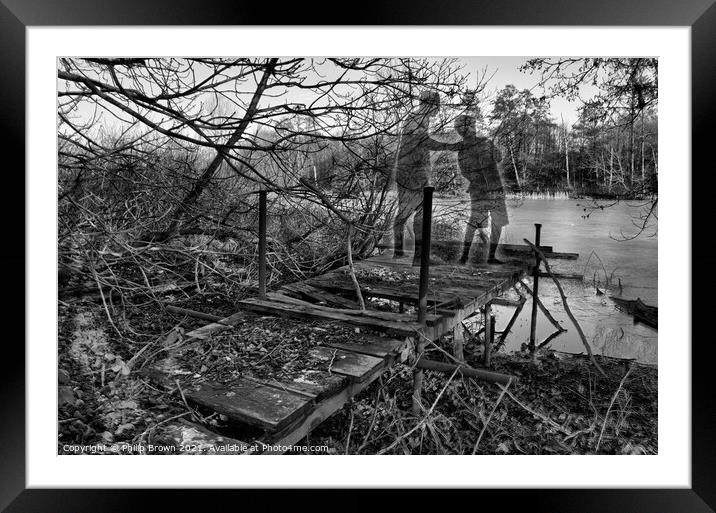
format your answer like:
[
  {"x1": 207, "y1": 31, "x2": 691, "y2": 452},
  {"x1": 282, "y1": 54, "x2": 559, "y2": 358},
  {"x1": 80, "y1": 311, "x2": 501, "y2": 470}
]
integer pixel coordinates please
[
  {"x1": 61, "y1": 56, "x2": 599, "y2": 136},
  {"x1": 460, "y1": 56, "x2": 595, "y2": 124}
]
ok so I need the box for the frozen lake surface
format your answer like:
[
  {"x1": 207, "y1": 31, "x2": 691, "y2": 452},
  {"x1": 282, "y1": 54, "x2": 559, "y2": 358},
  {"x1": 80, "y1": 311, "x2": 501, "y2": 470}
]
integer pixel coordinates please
[{"x1": 437, "y1": 197, "x2": 658, "y2": 364}]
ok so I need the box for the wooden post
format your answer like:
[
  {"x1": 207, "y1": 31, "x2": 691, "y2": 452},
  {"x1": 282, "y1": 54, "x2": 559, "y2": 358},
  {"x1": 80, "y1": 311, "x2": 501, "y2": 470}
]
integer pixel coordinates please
[
  {"x1": 417, "y1": 186, "x2": 434, "y2": 325},
  {"x1": 258, "y1": 189, "x2": 267, "y2": 300},
  {"x1": 413, "y1": 186, "x2": 434, "y2": 414},
  {"x1": 484, "y1": 303, "x2": 493, "y2": 366},
  {"x1": 453, "y1": 324, "x2": 465, "y2": 362},
  {"x1": 528, "y1": 223, "x2": 542, "y2": 354}
]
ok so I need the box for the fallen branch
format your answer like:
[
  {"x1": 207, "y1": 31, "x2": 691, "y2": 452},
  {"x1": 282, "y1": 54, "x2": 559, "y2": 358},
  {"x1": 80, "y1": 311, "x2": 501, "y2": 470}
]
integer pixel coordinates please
[
  {"x1": 523, "y1": 239, "x2": 607, "y2": 378},
  {"x1": 417, "y1": 358, "x2": 516, "y2": 386},
  {"x1": 165, "y1": 305, "x2": 226, "y2": 324}
]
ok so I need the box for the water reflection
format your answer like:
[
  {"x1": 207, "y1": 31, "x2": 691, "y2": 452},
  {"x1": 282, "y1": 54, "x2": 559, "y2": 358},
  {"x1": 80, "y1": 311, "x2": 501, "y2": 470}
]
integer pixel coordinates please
[{"x1": 494, "y1": 279, "x2": 657, "y2": 364}]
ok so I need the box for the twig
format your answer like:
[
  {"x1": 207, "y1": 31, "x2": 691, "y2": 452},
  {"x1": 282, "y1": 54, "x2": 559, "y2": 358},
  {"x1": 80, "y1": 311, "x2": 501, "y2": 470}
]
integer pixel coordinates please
[
  {"x1": 537, "y1": 328, "x2": 566, "y2": 349},
  {"x1": 175, "y1": 379, "x2": 199, "y2": 422},
  {"x1": 357, "y1": 377, "x2": 383, "y2": 453},
  {"x1": 472, "y1": 378, "x2": 512, "y2": 454},
  {"x1": 595, "y1": 364, "x2": 634, "y2": 452},
  {"x1": 523, "y1": 239, "x2": 607, "y2": 378},
  {"x1": 377, "y1": 367, "x2": 460, "y2": 455},
  {"x1": 327, "y1": 348, "x2": 338, "y2": 375},
  {"x1": 92, "y1": 267, "x2": 126, "y2": 342},
  {"x1": 344, "y1": 402, "x2": 355, "y2": 455},
  {"x1": 498, "y1": 383, "x2": 574, "y2": 436}
]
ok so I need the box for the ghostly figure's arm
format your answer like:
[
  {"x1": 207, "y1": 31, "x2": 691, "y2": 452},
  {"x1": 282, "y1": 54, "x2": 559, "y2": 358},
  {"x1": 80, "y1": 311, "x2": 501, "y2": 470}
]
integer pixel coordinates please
[{"x1": 426, "y1": 135, "x2": 462, "y2": 152}]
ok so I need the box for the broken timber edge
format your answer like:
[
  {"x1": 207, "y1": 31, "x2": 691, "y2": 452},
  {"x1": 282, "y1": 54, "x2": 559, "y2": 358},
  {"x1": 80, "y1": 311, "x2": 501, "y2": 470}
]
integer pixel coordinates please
[{"x1": 150, "y1": 311, "x2": 410, "y2": 455}]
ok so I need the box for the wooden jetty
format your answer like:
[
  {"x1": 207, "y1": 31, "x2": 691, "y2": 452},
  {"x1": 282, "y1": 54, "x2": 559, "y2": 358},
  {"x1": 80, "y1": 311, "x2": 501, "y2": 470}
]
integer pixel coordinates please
[
  {"x1": 148, "y1": 253, "x2": 542, "y2": 453},
  {"x1": 148, "y1": 189, "x2": 578, "y2": 454}
]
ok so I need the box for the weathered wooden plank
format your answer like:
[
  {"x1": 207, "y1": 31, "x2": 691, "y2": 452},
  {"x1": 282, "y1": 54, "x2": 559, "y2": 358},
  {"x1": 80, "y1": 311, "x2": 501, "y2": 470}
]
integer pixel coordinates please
[
  {"x1": 491, "y1": 297, "x2": 525, "y2": 308},
  {"x1": 265, "y1": 292, "x2": 313, "y2": 306},
  {"x1": 237, "y1": 299, "x2": 423, "y2": 336},
  {"x1": 263, "y1": 353, "x2": 393, "y2": 451},
  {"x1": 373, "y1": 241, "x2": 554, "y2": 254},
  {"x1": 498, "y1": 243, "x2": 554, "y2": 253},
  {"x1": 246, "y1": 370, "x2": 347, "y2": 401},
  {"x1": 500, "y1": 246, "x2": 578, "y2": 260},
  {"x1": 185, "y1": 378, "x2": 313, "y2": 432},
  {"x1": 281, "y1": 282, "x2": 360, "y2": 309},
  {"x1": 323, "y1": 338, "x2": 406, "y2": 358},
  {"x1": 306, "y1": 280, "x2": 454, "y2": 306},
  {"x1": 307, "y1": 346, "x2": 386, "y2": 382},
  {"x1": 266, "y1": 291, "x2": 443, "y2": 325}
]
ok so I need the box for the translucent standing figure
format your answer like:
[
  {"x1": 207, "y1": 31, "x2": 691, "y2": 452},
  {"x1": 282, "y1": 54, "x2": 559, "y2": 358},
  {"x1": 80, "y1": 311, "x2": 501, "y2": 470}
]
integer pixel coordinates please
[
  {"x1": 392, "y1": 91, "x2": 453, "y2": 266},
  {"x1": 448, "y1": 115, "x2": 509, "y2": 265}
]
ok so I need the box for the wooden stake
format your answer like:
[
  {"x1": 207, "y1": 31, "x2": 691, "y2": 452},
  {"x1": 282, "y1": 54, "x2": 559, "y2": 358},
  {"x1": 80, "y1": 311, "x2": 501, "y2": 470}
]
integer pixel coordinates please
[
  {"x1": 258, "y1": 189, "x2": 267, "y2": 300},
  {"x1": 528, "y1": 223, "x2": 542, "y2": 354},
  {"x1": 453, "y1": 323, "x2": 465, "y2": 362},
  {"x1": 484, "y1": 303, "x2": 493, "y2": 366},
  {"x1": 413, "y1": 186, "x2": 434, "y2": 414}
]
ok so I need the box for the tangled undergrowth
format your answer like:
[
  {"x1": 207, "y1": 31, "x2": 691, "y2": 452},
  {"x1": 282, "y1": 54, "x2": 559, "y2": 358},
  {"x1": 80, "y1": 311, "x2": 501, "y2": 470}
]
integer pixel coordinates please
[
  {"x1": 58, "y1": 287, "x2": 656, "y2": 455},
  {"x1": 309, "y1": 349, "x2": 656, "y2": 455}
]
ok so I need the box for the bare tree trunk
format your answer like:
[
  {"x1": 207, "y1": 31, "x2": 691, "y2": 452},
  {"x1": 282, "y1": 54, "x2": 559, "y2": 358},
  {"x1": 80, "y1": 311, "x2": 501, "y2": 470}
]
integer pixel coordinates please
[
  {"x1": 509, "y1": 143, "x2": 521, "y2": 190},
  {"x1": 159, "y1": 59, "x2": 278, "y2": 241},
  {"x1": 609, "y1": 146, "x2": 614, "y2": 190}
]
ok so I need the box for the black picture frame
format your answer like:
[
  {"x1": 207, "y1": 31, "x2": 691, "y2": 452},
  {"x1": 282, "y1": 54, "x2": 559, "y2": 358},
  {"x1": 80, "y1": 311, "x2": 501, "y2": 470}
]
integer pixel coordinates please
[{"x1": 3, "y1": 1, "x2": 711, "y2": 511}]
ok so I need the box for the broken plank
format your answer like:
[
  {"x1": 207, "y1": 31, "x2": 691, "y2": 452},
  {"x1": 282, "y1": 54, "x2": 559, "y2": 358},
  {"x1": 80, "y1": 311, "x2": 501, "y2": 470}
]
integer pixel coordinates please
[
  {"x1": 282, "y1": 282, "x2": 360, "y2": 309},
  {"x1": 498, "y1": 243, "x2": 554, "y2": 253},
  {"x1": 491, "y1": 297, "x2": 525, "y2": 308},
  {"x1": 308, "y1": 346, "x2": 386, "y2": 382},
  {"x1": 263, "y1": 354, "x2": 393, "y2": 451},
  {"x1": 237, "y1": 298, "x2": 423, "y2": 336},
  {"x1": 307, "y1": 280, "x2": 448, "y2": 306},
  {"x1": 501, "y1": 247, "x2": 578, "y2": 260},
  {"x1": 264, "y1": 293, "x2": 442, "y2": 325},
  {"x1": 185, "y1": 378, "x2": 313, "y2": 433}
]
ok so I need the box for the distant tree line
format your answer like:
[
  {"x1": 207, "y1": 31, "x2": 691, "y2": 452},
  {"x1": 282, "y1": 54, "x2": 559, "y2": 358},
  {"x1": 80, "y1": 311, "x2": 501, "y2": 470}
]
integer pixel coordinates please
[{"x1": 488, "y1": 58, "x2": 657, "y2": 199}]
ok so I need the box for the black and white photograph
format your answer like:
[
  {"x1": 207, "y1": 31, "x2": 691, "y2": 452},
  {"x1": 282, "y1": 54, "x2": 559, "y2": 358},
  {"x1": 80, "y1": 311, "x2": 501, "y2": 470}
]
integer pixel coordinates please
[{"x1": 56, "y1": 56, "x2": 659, "y2": 456}]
